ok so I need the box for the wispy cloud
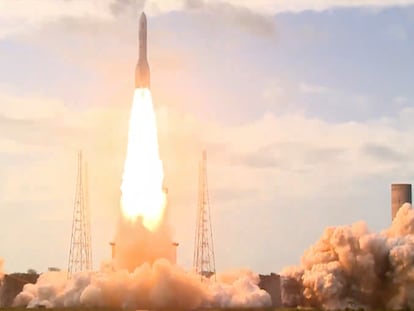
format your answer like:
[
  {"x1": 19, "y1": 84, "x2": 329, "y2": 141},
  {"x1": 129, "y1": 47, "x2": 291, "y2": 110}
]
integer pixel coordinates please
[
  {"x1": 225, "y1": 0, "x2": 414, "y2": 14},
  {"x1": 385, "y1": 24, "x2": 408, "y2": 41},
  {"x1": 183, "y1": 0, "x2": 276, "y2": 36},
  {"x1": 299, "y1": 82, "x2": 333, "y2": 95},
  {"x1": 0, "y1": 1, "x2": 114, "y2": 38},
  {"x1": 362, "y1": 143, "x2": 407, "y2": 162}
]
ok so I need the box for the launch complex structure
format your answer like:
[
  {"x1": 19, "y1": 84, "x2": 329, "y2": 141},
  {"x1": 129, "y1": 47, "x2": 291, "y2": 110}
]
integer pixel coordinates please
[
  {"x1": 25, "y1": 13, "x2": 414, "y2": 307},
  {"x1": 67, "y1": 149, "x2": 217, "y2": 278}
]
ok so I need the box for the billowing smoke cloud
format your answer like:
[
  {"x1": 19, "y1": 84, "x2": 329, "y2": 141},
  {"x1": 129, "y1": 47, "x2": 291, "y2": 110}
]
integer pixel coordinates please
[
  {"x1": 14, "y1": 220, "x2": 270, "y2": 309},
  {"x1": 281, "y1": 203, "x2": 414, "y2": 310},
  {"x1": 14, "y1": 260, "x2": 269, "y2": 309}
]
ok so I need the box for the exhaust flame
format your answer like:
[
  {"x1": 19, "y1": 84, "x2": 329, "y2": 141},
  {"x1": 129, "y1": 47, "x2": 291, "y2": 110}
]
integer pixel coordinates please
[{"x1": 120, "y1": 88, "x2": 166, "y2": 231}]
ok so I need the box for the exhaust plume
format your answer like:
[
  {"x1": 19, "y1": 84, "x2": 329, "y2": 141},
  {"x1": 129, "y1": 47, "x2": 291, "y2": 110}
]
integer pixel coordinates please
[
  {"x1": 282, "y1": 203, "x2": 414, "y2": 310},
  {"x1": 116, "y1": 88, "x2": 172, "y2": 270},
  {"x1": 120, "y1": 89, "x2": 166, "y2": 231},
  {"x1": 112, "y1": 217, "x2": 173, "y2": 272}
]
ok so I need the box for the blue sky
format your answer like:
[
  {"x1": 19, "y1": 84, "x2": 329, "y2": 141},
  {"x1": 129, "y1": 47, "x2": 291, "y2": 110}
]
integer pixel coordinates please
[{"x1": 1, "y1": 0, "x2": 414, "y2": 274}]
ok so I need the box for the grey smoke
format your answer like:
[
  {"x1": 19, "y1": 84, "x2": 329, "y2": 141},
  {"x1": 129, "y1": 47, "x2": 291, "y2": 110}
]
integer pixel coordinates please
[
  {"x1": 282, "y1": 203, "x2": 414, "y2": 310},
  {"x1": 109, "y1": 0, "x2": 146, "y2": 17},
  {"x1": 184, "y1": 0, "x2": 275, "y2": 37}
]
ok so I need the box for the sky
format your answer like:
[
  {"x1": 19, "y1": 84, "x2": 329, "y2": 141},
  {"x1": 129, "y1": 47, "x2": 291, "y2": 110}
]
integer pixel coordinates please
[{"x1": 1, "y1": 0, "x2": 414, "y2": 274}]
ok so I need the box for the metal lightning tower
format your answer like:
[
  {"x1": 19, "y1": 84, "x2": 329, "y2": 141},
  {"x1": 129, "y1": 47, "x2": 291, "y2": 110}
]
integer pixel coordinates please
[
  {"x1": 193, "y1": 150, "x2": 216, "y2": 279},
  {"x1": 68, "y1": 151, "x2": 92, "y2": 278}
]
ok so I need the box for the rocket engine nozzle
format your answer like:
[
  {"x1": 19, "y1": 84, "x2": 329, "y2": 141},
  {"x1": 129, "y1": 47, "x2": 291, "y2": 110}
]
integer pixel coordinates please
[{"x1": 135, "y1": 61, "x2": 150, "y2": 89}]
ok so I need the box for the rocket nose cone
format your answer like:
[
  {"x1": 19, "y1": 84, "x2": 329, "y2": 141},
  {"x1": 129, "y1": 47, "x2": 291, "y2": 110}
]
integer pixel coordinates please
[{"x1": 140, "y1": 12, "x2": 147, "y2": 21}]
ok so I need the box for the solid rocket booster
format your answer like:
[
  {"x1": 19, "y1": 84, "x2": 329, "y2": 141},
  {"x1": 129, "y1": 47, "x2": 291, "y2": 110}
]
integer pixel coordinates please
[{"x1": 135, "y1": 12, "x2": 150, "y2": 89}]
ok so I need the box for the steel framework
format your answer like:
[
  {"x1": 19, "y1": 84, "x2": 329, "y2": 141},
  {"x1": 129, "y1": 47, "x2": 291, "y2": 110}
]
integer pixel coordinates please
[
  {"x1": 193, "y1": 150, "x2": 216, "y2": 279},
  {"x1": 68, "y1": 151, "x2": 92, "y2": 278}
]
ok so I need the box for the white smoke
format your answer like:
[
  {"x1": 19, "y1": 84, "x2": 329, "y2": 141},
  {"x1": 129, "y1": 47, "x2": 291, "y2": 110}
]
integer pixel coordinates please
[
  {"x1": 281, "y1": 203, "x2": 414, "y2": 310},
  {"x1": 14, "y1": 218, "x2": 270, "y2": 309},
  {"x1": 14, "y1": 259, "x2": 270, "y2": 308}
]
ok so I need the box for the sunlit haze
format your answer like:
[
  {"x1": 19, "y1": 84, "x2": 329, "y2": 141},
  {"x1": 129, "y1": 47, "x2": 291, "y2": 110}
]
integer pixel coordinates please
[{"x1": 1, "y1": 0, "x2": 414, "y2": 278}]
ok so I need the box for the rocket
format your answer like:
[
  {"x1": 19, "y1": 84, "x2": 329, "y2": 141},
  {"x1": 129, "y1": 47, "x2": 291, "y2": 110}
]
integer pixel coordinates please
[{"x1": 135, "y1": 12, "x2": 150, "y2": 89}]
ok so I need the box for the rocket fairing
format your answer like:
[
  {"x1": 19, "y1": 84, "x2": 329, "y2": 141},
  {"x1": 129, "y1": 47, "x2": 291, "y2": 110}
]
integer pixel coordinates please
[{"x1": 135, "y1": 12, "x2": 150, "y2": 89}]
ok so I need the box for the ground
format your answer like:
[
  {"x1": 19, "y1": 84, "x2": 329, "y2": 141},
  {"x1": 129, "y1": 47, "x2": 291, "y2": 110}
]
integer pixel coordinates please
[{"x1": 0, "y1": 308, "x2": 295, "y2": 311}]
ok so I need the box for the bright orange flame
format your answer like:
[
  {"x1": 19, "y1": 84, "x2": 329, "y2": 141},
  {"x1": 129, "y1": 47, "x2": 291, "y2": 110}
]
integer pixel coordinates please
[{"x1": 120, "y1": 88, "x2": 166, "y2": 231}]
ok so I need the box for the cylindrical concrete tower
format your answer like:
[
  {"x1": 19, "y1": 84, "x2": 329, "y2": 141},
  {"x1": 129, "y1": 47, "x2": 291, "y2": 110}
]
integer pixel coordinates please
[{"x1": 391, "y1": 183, "x2": 412, "y2": 220}]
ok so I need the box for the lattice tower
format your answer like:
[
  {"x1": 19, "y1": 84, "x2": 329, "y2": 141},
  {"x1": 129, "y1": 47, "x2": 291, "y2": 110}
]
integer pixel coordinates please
[
  {"x1": 193, "y1": 150, "x2": 216, "y2": 280},
  {"x1": 68, "y1": 151, "x2": 92, "y2": 278}
]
